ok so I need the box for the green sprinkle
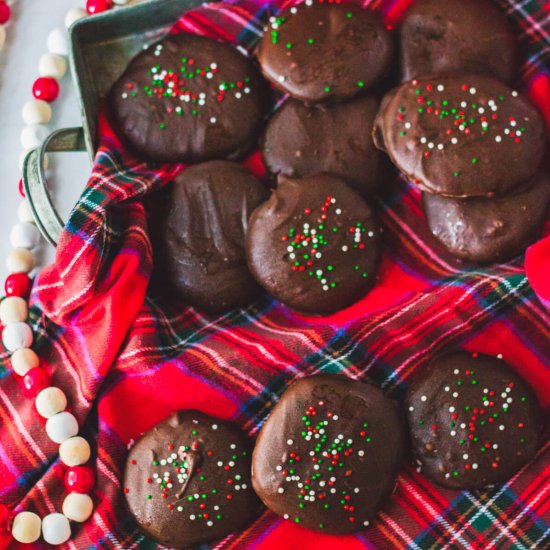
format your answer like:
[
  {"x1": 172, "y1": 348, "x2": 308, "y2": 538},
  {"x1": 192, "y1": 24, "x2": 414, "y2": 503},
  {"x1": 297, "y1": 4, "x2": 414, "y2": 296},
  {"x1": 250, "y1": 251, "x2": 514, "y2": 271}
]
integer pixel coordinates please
[
  {"x1": 453, "y1": 171, "x2": 460, "y2": 177},
  {"x1": 286, "y1": 42, "x2": 293, "y2": 49},
  {"x1": 294, "y1": 518, "x2": 300, "y2": 524},
  {"x1": 308, "y1": 38, "x2": 314, "y2": 45},
  {"x1": 159, "y1": 123, "x2": 166, "y2": 130},
  {"x1": 327, "y1": 265, "x2": 333, "y2": 271},
  {"x1": 471, "y1": 157, "x2": 478, "y2": 164},
  {"x1": 146, "y1": 495, "x2": 152, "y2": 500},
  {"x1": 357, "y1": 81, "x2": 364, "y2": 88},
  {"x1": 346, "y1": 11, "x2": 353, "y2": 18},
  {"x1": 324, "y1": 86, "x2": 332, "y2": 93}
]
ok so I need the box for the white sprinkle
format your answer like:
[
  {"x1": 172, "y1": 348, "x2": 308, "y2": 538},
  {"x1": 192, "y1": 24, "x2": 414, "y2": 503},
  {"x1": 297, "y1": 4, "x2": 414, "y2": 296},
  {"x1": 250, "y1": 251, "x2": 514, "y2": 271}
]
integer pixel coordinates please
[
  {"x1": 478, "y1": 107, "x2": 485, "y2": 114},
  {"x1": 420, "y1": 137, "x2": 427, "y2": 144},
  {"x1": 368, "y1": 231, "x2": 374, "y2": 238},
  {"x1": 177, "y1": 506, "x2": 183, "y2": 512},
  {"x1": 342, "y1": 245, "x2": 348, "y2": 252},
  {"x1": 512, "y1": 91, "x2": 518, "y2": 97},
  {"x1": 444, "y1": 386, "x2": 450, "y2": 392},
  {"x1": 453, "y1": 392, "x2": 458, "y2": 398},
  {"x1": 358, "y1": 450, "x2": 365, "y2": 457},
  {"x1": 421, "y1": 395, "x2": 427, "y2": 402},
  {"x1": 461, "y1": 101, "x2": 467, "y2": 108},
  {"x1": 217, "y1": 461, "x2": 223, "y2": 467},
  {"x1": 207, "y1": 521, "x2": 214, "y2": 527},
  {"x1": 450, "y1": 430, "x2": 456, "y2": 436},
  {"x1": 284, "y1": 514, "x2": 289, "y2": 520},
  {"x1": 463, "y1": 454, "x2": 469, "y2": 460},
  {"x1": 454, "y1": 369, "x2": 460, "y2": 375},
  {"x1": 472, "y1": 463, "x2": 478, "y2": 470},
  {"x1": 287, "y1": 439, "x2": 293, "y2": 445},
  {"x1": 278, "y1": 75, "x2": 286, "y2": 83},
  {"x1": 364, "y1": 520, "x2": 370, "y2": 527},
  {"x1": 190, "y1": 515, "x2": 196, "y2": 520},
  {"x1": 333, "y1": 415, "x2": 339, "y2": 420},
  {"x1": 437, "y1": 144, "x2": 444, "y2": 150},
  {"x1": 449, "y1": 406, "x2": 455, "y2": 413},
  {"x1": 409, "y1": 406, "x2": 414, "y2": 412},
  {"x1": 470, "y1": 87, "x2": 477, "y2": 95},
  {"x1": 451, "y1": 138, "x2": 458, "y2": 145},
  {"x1": 405, "y1": 122, "x2": 412, "y2": 129},
  {"x1": 212, "y1": 424, "x2": 218, "y2": 430},
  {"x1": 497, "y1": 354, "x2": 503, "y2": 359}
]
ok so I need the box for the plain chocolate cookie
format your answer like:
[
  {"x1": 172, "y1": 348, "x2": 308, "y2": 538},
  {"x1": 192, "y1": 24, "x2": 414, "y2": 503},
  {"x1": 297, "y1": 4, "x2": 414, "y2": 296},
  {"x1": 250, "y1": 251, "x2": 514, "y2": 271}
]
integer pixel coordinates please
[
  {"x1": 110, "y1": 33, "x2": 266, "y2": 163},
  {"x1": 252, "y1": 374, "x2": 404, "y2": 534},
  {"x1": 256, "y1": 2, "x2": 393, "y2": 103},
  {"x1": 400, "y1": 0, "x2": 519, "y2": 83},
  {"x1": 261, "y1": 95, "x2": 383, "y2": 196},
  {"x1": 246, "y1": 173, "x2": 382, "y2": 315},
  {"x1": 405, "y1": 351, "x2": 543, "y2": 490},
  {"x1": 373, "y1": 74, "x2": 546, "y2": 197},
  {"x1": 154, "y1": 161, "x2": 269, "y2": 312},
  {"x1": 423, "y1": 171, "x2": 550, "y2": 264},
  {"x1": 124, "y1": 411, "x2": 261, "y2": 547}
]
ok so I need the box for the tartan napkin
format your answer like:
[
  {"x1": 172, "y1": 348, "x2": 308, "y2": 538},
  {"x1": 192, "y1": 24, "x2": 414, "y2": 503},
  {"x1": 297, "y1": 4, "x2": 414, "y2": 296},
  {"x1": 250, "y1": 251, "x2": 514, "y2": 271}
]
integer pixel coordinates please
[{"x1": 1, "y1": 1, "x2": 549, "y2": 548}]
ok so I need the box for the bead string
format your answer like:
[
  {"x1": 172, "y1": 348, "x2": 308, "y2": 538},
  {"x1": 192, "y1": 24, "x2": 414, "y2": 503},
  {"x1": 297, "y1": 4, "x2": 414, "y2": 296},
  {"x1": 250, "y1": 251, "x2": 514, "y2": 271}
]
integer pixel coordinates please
[{"x1": 0, "y1": 1, "x2": 136, "y2": 546}]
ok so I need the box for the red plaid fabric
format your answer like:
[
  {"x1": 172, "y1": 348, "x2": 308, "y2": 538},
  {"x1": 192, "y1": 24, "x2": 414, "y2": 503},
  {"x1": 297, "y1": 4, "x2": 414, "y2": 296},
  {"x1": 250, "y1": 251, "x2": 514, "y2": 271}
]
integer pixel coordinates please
[{"x1": 1, "y1": 1, "x2": 549, "y2": 548}]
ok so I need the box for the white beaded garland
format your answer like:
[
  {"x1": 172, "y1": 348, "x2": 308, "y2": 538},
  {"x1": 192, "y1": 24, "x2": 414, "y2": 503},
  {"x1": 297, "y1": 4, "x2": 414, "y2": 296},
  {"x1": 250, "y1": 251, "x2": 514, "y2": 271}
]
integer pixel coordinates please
[
  {"x1": 64, "y1": 8, "x2": 87, "y2": 29},
  {"x1": 42, "y1": 513, "x2": 71, "y2": 546},
  {"x1": 0, "y1": 296, "x2": 28, "y2": 325},
  {"x1": 38, "y1": 52, "x2": 68, "y2": 79},
  {"x1": 2, "y1": 322, "x2": 33, "y2": 352},
  {"x1": 59, "y1": 436, "x2": 91, "y2": 467},
  {"x1": 62, "y1": 493, "x2": 94, "y2": 523},
  {"x1": 6, "y1": 247, "x2": 35, "y2": 273},
  {"x1": 10, "y1": 222, "x2": 41, "y2": 249},
  {"x1": 46, "y1": 411, "x2": 79, "y2": 444},
  {"x1": 36, "y1": 387, "x2": 67, "y2": 419},
  {"x1": 11, "y1": 348, "x2": 40, "y2": 376},
  {"x1": 20, "y1": 124, "x2": 50, "y2": 150},
  {"x1": 11, "y1": 512, "x2": 42, "y2": 544},
  {"x1": 17, "y1": 200, "x2": 35, "y2": 224},
  {"x1": 47, "y1": 27, "x2": 69, "y2": 56},
  {"x1": 22, "y1": 99, "x2": 53, "y2": 125}
]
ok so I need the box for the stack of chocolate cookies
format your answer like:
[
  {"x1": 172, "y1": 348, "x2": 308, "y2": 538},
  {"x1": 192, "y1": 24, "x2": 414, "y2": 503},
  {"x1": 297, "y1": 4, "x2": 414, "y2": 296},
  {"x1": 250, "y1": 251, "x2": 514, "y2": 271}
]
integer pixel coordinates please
[{"x1": 374, "y1": 0, "x2": 549, "y2": 264}]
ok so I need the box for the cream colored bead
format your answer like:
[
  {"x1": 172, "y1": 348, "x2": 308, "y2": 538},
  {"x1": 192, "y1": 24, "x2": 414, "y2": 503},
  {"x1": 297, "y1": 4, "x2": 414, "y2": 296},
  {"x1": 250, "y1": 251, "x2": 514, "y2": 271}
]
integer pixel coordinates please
[
  {"x1": 65, "y1": 8, "x2": 87, "y2": 28},
  {"x1": 0, "y1": 296, "x2": 28, "y2": 325},
  {"x1": 6, "y1": 248, "x2": 35, "y2": 273},
  {"x1": 2, "y1": 322, "x2": 33, "y2": 352},
  {"x1": 46, "y1": 411, "x2": 79, "y2": 444},
  {"x1": 42, "y1": 513, "x2": 71, "y2": 545},
  {"x1": 47, "y1": 28, "x2": 69, "y2": 56},
  {"x1": 39, "y1": 52, "x2": 68, "y2": 79},
  {"x1": 36, "y1": 387, "x2": 67, "y2": 419},
  {"x1": 63, "y1": 493, "x2": 94, "y2": 522},
  {"x1": 22, "y1": 99, "x2": 52, "y2": 125},
  {"x1": 10, "y1": 222, "x2": 41, "y2": 249},
  {"x1": 59, "y1": 436, "x2": 91, "y2": 466},
  {"x1": 18, "y1": 199, "x2": 35, "y2": 224},
  {"x1": 11, "y1": 348, "x2": 40, "y2": 376},
  {"x1": 21, "y1": 124, "x2": 50, "y2": 150},
  {"x1": 12, "y1": 511, "x2": 41, "y2": 544}
]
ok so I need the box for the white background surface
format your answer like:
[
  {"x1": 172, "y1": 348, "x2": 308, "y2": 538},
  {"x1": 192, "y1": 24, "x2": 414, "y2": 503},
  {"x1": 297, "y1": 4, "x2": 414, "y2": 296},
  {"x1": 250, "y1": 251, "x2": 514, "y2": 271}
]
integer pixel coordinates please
[{"x1": 0, "y1": 0, "x2": 142, "y2": 285}]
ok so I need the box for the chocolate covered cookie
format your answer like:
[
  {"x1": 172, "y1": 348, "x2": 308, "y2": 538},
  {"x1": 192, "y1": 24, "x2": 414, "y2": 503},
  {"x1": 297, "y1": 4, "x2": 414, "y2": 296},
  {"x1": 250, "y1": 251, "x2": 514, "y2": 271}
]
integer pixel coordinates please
[
  {"x1": 256, "y1": 2, "x2": 393, "y2": 104},
  {"x1": 400, "y1": 0, "x2": 519, "y2": 83},
  {"x1": 246, "y1": 173, "x2": 382, "y2": 315},
  {"x1": 261, "y1": 95, "x2": 383, "y2": 196},
  {"x1": 374, "y1": 75, "x2": 546, "y2": 197},
  {"x1": 423, "y1": 171, "x2": 550, "y2": 264},
  {"x1": 124, "y1": 411, "x2": 260, "y2": 547},
  {"x1": 405, "y1": 351, "x2": 543, "y2": 490},
  {"x1": 110, "y1": 34, "x2": 266, "y2": 163},
  {"x1": 252, "y1": 374, "x2": 404, "y2": 534},
  {"x1": 154, "y1": 161, "x2": 269, "y2": 312}
]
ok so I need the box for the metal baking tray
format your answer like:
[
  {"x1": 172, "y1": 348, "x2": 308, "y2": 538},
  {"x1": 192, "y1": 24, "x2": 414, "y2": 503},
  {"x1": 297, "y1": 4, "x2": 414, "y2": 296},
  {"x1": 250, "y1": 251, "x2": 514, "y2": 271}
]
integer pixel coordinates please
[{"x1": 23, "y1": 0, "x2": 207, "y2": 245}]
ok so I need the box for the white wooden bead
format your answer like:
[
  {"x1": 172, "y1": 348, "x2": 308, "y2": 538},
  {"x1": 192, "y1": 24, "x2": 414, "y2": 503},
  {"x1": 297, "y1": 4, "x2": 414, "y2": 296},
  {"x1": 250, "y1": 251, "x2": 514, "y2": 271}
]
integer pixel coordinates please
[
  {"x1": 0, "y1": 296, "x2": 28, "y2": 325},
  {"x1": 39, "y1": 52, "x2": 68, "y2": 79},
  {"x1": 63, "y1": 493, "x2": 94, "y2": 523},
  {"x1": 36, "y1": 387, "x2": 67, "y2": 419},
  {"x1": 65, "y1": 8, "x2": 87, "y2": 28},
  {"x1": 12, "y1": 511, "x2": 41, "y2": 544},
  {"x1": 10, "y1": 222, "x2": 41, "y2": 250},
  {"x1": 46, "y1": 411, "x2": 79, "y2": 444},
  {"x1": 47, "y1": 28, "x2": 69, "y2": 56},
  {"x1": 6, "y1": 248, "x2": 35, "y2": 273},
  {"x1": 11, "y1": 348, "x2": 40, "y2": 376},
  {"x1": 22, "y1": 99, "x2": 52, "y2": 125},
  {"x1": 2, "y1": 322, "x2": 33, "y2": 352},
  {"x1": 21, "y1": 124, "x2": 50, "y2": 150},
  {"x1": 18, "y1": 199, "x2": 35, "y2": 224},
  {"x1": 60, "y1": 436, "x2": 91, "y2": 466},
  {"x1": 42, "y1": 513, "x2": 71, "y2": 546}
]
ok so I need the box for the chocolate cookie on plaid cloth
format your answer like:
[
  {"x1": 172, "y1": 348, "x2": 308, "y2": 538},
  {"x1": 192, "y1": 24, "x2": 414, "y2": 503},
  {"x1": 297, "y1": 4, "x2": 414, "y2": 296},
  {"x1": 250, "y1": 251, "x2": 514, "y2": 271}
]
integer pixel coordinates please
[
  {"x1": 152, "y1": 161, "x2": 269, "y2": 312},
  {"x1": 252, "y1": 374, "x2": 404, "y2": 534},
  {"x1": 109, "y1": 34, "x2": 266, "y2": 163},
  {"x1": 261, "y1": 95, "x2": 383, "y2": 196},
  {"x1": 399, "y1": 0, "x2": 519, "y2": 83},
  {"x1": 256, "y1": 2, "x2": 393, "y2": 104},
  {"x1": 422, "y1": 171, "x2": 550, "y2": 264},
  {"x1": 405, "y1": 351, "x2": 543, "y2": 490},
  {"x1": 124, "y1": 411, "x2": 260, "y2": 547},
  {"x1": 246, "y1": 173, "x2": 382, "y2": 315},
  {"x1": 373, "y1": 74, "x2": 546, "y2": 197}
]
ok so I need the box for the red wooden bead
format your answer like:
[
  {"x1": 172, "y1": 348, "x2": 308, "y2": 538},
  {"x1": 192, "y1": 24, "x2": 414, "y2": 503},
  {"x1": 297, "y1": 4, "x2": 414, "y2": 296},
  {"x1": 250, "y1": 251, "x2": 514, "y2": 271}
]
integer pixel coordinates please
[
  {"x1": 64, "y1": 466, "x2": 95, "y2": 493},
  {"x1": 0, "y1": 504, "x2": 12, "y2": 546},
  {"x1": 32, "y1": 77, "x2": 60, "y2": 103},
  {"x1": 0, "y1": 2, "x2": 11, "y2": 25},
  {"x1": 5, "y1": 273, "x2": 32, "y2": 299},
  {"x1": 18, "y1": 178, "x2": 25, "y2": 198},
  {"x1": 86, "y1": 0, "x2": 113, "y2": 15},
  {"x1": 22, "y1": 368, "x2": 51, "y2": 398}
]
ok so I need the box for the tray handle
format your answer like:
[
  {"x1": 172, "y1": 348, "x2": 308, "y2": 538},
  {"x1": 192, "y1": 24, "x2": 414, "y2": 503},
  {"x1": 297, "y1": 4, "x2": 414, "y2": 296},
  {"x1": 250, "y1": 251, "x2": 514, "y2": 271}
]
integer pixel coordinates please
[{"x1": 23, "y1": 127, "x2": 87, "y2": 247}]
